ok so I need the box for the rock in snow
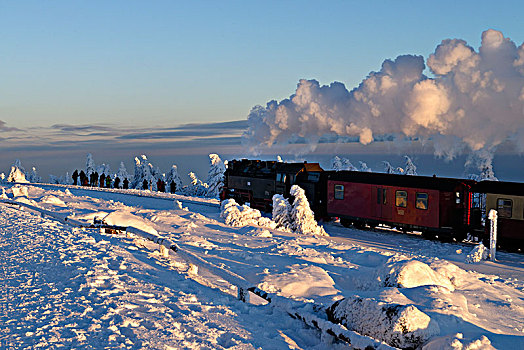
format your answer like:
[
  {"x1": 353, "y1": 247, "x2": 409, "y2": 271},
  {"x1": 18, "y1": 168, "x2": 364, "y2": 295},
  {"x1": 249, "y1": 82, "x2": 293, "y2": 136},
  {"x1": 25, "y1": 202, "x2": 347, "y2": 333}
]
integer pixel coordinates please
[{"x1": 327, "y1": 296, "x2": 440, "y2": 349}]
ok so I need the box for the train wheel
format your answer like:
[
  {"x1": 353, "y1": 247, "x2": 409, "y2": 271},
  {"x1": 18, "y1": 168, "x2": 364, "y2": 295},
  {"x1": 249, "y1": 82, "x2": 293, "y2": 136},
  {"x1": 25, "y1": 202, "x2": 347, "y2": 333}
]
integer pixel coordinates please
[
  {"x1": 353, "y1": 221, "x2": 365, "y2": 230},
  {"x1": 340, "y1": 218, "x2": 352, "y2": 228}
]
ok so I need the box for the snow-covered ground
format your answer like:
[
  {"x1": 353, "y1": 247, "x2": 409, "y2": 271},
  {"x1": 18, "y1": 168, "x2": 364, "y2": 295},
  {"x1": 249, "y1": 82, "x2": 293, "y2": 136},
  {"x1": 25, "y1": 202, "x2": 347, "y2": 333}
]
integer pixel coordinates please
[{"x1": 1, "y1": 183, "x2": 523, "y2": 349}]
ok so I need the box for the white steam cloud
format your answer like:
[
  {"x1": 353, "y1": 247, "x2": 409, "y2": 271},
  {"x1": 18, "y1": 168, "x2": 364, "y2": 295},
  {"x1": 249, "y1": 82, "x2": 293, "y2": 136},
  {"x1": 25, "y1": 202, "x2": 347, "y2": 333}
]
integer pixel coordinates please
[{"x1": 242, "y1": 30, "x2": 524, "y2": 173}]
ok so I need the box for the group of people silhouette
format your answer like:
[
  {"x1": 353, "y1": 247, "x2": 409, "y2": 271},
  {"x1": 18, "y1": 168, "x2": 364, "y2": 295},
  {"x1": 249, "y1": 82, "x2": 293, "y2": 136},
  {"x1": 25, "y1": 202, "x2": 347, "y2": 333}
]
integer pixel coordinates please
[{"x1": 71, "y1": 170, "x2": 176, "y2": 193}]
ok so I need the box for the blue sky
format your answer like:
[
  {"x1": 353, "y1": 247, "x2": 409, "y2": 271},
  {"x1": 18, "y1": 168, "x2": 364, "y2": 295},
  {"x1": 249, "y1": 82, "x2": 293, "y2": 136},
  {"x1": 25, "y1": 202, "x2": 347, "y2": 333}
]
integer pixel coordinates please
[{"x1": 1, "y1": 1, "x2": 523, "y2": 178}]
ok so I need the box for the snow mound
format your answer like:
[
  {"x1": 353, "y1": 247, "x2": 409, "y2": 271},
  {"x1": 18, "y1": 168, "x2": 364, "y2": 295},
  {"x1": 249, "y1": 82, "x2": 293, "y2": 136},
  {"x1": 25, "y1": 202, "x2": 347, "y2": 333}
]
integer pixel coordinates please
[
  {"x1": 220, "y1": 199, "x2": 275, "y2": 228},
  {"x1": 422, "y1": 333, "x2": 495, "y2": 350},
  {"x1": 327, "y1": 296, "x2": 440, "y2": 349},
  {"x1": 11, "y1": 185, "x2": 29, "y2": 198},
  {"x1": 174, "y1": 200, "x2": 188, "y2": 211},
  {"x1": 259, "y1": 264, "x2": 338, "y2": 298},
  {"x1": 102, "y1": 211, "x2": 158, "y2": 235},
  {"x1": 64, "y1": 189, "x2": 73, "y2": 196},
  {"x1": 248, "y1": 228, "x2": 273, "y2": 238},
  {"x1": 380, "y1": 258, "x2": 455, "y2": 291},
  {"x1": 40, "y1": 195, "x2": 66, "y2": 207},
  {"x1": 465, "y1": 243, "x2": 489, "y2": 264}
]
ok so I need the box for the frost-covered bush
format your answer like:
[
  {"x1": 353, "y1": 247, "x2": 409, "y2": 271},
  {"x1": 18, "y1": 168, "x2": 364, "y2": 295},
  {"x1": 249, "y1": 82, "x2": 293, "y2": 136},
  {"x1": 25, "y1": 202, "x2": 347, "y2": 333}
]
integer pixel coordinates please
[
  {"x1": 465, "y1": 243, "x2": 489, "y2": 263},
  {"x1": 272, "y1": 194, "x2": 293, "y2": 231},
  {"x1": 326, "y1": 296, "x2": 439, "y2": 349},
  {"x1": 290, "y1": 185, "x2": 327, "y2": 236},
  {"x1": 220, "y1": 199, "x2": 275, "y2": 228},
  {"x1": 206, "y1": 154, "x2": 225, "y2": 198},
  {"x1": 7, "y1": 159, "x2": 28, "y2": 183}
]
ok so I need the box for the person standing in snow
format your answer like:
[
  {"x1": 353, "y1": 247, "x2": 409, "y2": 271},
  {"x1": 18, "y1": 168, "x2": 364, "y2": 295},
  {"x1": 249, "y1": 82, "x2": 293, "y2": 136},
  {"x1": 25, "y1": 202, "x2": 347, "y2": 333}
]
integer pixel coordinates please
[
  {"x1": 105, "y1": 176, "x2": 111, "y2": 188},
  {"x1": 142, "y1": 179, "x2": 148, "y2": 190},
  {"x1": 72, "y1": 170, "x2": 79, "y2": 185},
  {"x1": 170, "y1": 180, "x2": 176, "y2": 194},
  {"x1": 114, "y1": 177, "x2": 120, "y2": 189},
  {"x1": 123, "y1": 178, "x2": 129, "y2": 189},
  {"x1": 99, "y1": 173, "x2": 106, "y2": 188},
  {"x1": 80, "y1": 170, "x2": 87, "y2": 186}
]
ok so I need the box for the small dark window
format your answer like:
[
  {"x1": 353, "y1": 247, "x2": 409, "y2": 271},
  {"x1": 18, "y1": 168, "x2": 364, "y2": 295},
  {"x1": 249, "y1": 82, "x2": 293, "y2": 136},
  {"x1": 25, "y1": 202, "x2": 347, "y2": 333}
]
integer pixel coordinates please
[
  {"x1": 497, "y1": 198, "x2": 512, "y2": 218},
  {"x1": 416, "y1": 193, "x2": 428, "y2": 210},
  {"x1": 334, "y1": 184, "x2": 344, "y2": 200},
  {"x1": 276, "y1": 173, "x2": 282, "y2": 182},
  {"x1": 396, "y1": 190, "x2": 407, "y2": 207},
  {"x1": 308, "y1": 173, "x2": 320, "y2": 182},
  {"x1": 377, "y1": 189, "x2": 382, "y2": 204}
]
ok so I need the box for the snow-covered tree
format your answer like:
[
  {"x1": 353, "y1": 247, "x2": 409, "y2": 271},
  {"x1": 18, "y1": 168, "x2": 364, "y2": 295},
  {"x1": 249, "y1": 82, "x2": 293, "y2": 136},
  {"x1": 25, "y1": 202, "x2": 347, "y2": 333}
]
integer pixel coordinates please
[
  {"x1": 277, "y1": 155, "x2": 283, "y2": 162},
  {"x1": 7, "y1": 159, "x2": 28, "y2": 183},
  {"x1": 26, "y1": 167, "x2": 42, "y2": 183},
  {"x1": 272, "y1": 194, "x2": 292, "y2": 231},
  {"x1": 0, "y1": 173, "x2": 5, "y2": 183},
  {"x1": 116, "y1": 162, "x2": 130, "y2": 181},
  {"x1": 332, "y1": 156, "x2": 344, "y2": 171},
  {"x1": 332, "y1": 156, "x2": 358, "y2": 171},
  {"x1": 466, "y1": 152, "x2": 498, "y2": 181},
  {"x1": 359, "y1": 161, "x2": 371, "y2": 172},
  {"x1": 86, "y1": 154, "x2": 96, "y2": 177},
  {"x1": 184, "y1": 172, "x2": 208, "y2": 196},
  {"x1": 404, "y1": 156, "x2": 417, "y2": 175},
  {"x1": 166, "y1": 165, "x2": 183, "y2": 193},
  {"x1": 131, "y1": 155, "x2": 156, "y2": 190},
  {"x1": 206, "y1": 154, "x2": 226, "y2": 198},
  {"x1": 290, "y1": 185, "x2": 327, "y2": 236},
  {"x1": 383, "y1": 161, "x2": 396, "y2": 174}
]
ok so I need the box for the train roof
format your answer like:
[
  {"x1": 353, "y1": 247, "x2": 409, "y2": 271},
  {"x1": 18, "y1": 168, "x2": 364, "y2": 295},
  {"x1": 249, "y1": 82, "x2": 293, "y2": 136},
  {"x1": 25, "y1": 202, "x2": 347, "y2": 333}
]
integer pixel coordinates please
[
  {"x1": 226, "y1": 159, "x2": 323, "y2": 176},
  {"x1": 471, "y1": 180, "x2": 524, "y2": 196},
  {"x1": 325, "y1": 171, "x2": 476, "y2": 192}
]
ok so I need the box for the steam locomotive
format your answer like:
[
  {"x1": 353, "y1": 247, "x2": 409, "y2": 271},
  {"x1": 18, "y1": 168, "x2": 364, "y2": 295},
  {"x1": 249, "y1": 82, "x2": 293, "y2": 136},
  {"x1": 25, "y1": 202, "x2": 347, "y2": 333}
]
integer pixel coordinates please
[{"x1": 221, "y1": 159, "x2": 524, "y2": 249}]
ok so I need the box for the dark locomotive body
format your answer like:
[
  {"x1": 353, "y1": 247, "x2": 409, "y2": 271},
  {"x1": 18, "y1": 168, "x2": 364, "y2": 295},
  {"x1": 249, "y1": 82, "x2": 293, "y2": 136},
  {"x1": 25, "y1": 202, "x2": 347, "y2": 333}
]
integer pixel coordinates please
[
  {"x1": 221, "y1": 159, "x2": 325, "y2": 215},
  {"x1": 325, "y1": 171, "x2": 481, "y2": 239}
]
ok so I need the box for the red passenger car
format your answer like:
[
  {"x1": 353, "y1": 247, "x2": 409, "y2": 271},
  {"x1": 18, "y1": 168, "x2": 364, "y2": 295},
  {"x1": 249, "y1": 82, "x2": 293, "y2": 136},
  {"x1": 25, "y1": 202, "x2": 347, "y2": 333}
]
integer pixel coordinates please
[{"x1": 326, "y1": 171, "x2": 480, "y2": 239}]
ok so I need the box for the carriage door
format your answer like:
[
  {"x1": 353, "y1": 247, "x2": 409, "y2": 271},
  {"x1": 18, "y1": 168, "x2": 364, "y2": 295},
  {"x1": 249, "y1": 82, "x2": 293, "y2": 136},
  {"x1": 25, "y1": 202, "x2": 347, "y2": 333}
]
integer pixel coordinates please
[{"x1": 373, "y1": 187, "x2": 392, "y2": 220}]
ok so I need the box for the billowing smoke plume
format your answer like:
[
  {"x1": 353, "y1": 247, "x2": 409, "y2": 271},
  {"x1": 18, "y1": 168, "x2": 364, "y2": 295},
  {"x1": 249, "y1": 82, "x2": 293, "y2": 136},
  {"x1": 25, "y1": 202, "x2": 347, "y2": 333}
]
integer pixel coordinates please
[{"x1": 242, "y1": 30, "x2": 524, "y2": 174}]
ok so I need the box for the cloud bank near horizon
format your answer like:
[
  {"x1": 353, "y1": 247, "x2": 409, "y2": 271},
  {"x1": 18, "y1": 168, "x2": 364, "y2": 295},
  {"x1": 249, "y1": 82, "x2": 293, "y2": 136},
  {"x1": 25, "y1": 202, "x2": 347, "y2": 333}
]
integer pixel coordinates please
[{"x1": 242, "y1": 29, "x2": 524, "y2": 170}]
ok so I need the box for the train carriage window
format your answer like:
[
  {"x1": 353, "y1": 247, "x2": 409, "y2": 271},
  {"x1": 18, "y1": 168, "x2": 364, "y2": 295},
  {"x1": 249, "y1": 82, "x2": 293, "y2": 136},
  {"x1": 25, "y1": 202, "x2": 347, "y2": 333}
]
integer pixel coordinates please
[
  {"x1": 416, "y1": 193, "x2": 428, "y2": 210},
  {"x1": 497, "y1": 198, "x2": 513, "y2": 218},
  {"x1": 334, "y1": 185, "x2": 344, "y2": 200},
  {"x1": 396, "y1": 191, "x2": 407, "y2": 207},
  {"x1": 276, "y1": 173, "x2": 282, "y2": 182},
  {"x1": 383, "y1": 189, "x2": 387, "y2": 204}
]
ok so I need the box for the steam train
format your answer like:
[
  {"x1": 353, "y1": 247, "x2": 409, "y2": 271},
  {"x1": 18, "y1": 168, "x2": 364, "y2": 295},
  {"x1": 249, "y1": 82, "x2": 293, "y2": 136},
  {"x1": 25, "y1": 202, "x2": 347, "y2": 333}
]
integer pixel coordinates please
[{"x1": 221, "y1": 159, "x2": 524, "y2": 249}]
